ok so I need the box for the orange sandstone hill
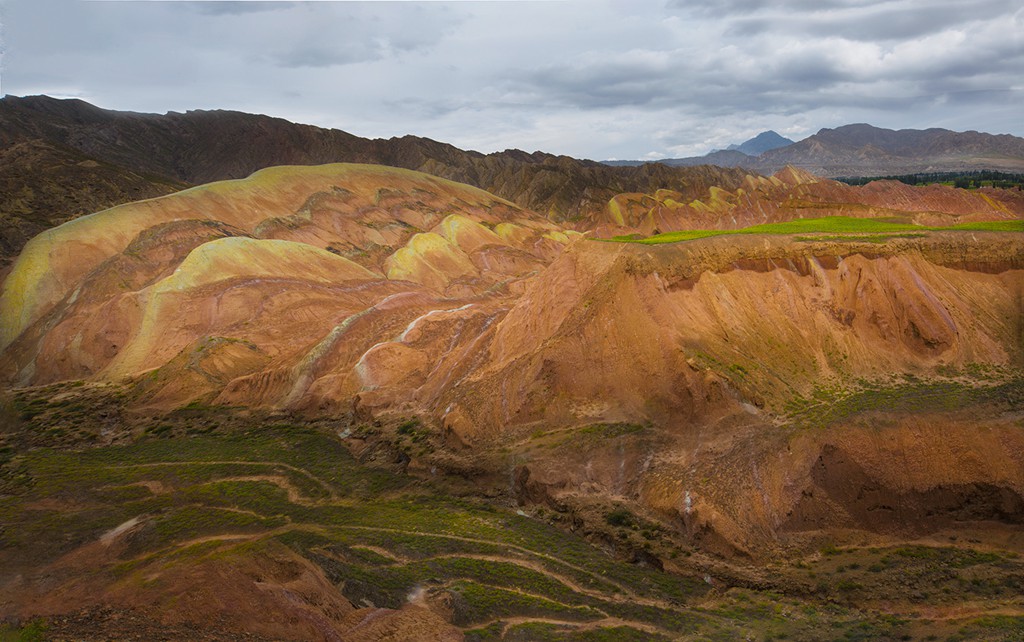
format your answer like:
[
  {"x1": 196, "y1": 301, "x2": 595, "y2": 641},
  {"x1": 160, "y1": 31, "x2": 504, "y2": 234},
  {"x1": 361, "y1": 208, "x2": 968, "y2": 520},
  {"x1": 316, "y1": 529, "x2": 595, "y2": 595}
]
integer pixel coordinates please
[
  {"x1": 2, "y1": 162, "x2": 1023, "y2": 554},
  {"x1": 3, "y1": 160, "x2": 1024, "y2": 640}
]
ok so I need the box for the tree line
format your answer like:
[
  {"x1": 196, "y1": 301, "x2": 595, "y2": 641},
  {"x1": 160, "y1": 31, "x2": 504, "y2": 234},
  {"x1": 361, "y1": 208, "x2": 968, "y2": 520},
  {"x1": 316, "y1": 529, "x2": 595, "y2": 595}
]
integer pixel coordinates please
[{"x1": 837, "y1": 171, "x2": 1024, "y2": 190}]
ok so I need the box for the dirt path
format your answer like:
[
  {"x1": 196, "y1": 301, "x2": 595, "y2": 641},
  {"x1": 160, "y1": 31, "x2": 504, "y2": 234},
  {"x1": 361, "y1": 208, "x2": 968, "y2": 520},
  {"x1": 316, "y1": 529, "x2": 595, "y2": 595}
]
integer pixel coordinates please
[
  {"x1": 151, "y1": 520, "x2": 689, "y2": 612},
  {"x1": 349, "y1": 545, "x2": 406, "y2": 562},
  {"x1": 205, "y1": 504, "x2": 273, "y2": 519},
  {"x1": 466, "y1": 615, "x2": 676, "y2": 639},
  {"x1": 214, "y1": 475, "x2": 345, "y2": 506},
  {"x1": 330, "y1": 525, "x2": 686, "y2": 609},
  {"x1": 103, "y1": 522, "x2": 709, "y2": 638},
  {"x1": 104, "y1": 460, "x2": 341, "y2": 500},
  {"x1": 99, "y1": 480, "x2": 171, "y2": 495},
  {"x1": 116, "y1": 528, "x2": 295, "y2": 568},
  {"x1": 424, "y1": 553, "x2": 632, "y2": 604},
  {"x1": 161, "y1": 532, "x2": 265, "y2": 549},
  {"x1": 92, "y1": 460, "x2": 689, "y2": 612}
]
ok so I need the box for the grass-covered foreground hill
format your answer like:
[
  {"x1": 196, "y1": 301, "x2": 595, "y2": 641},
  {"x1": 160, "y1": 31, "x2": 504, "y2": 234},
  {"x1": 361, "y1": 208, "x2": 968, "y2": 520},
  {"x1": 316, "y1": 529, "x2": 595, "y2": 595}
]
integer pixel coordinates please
[{"x1": 2, "y1": 393, "x2": 1023, "y2": 641}]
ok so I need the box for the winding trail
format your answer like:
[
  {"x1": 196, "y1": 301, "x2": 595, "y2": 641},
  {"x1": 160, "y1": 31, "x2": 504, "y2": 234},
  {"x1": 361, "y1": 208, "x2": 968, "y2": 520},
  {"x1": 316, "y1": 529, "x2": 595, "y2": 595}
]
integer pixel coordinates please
[
  {"x1": 467, "y1": 615, "x2": 677, "y2": 639},
  {"x1": 330, "y1": 524, "x2": 687, "y2": 609},
  {"x1": 213, "y1": 475, "x2": 347, "y2": 507},
  {"x1": 424, "y1": 553, "x2": 628, "y2": 603},
  {"x1": 104, "y1": 460, "x2": 342, "y2": 501},
  {"x1": 93, "y1": 458, "x2": 708, "y2": 632},
  {"x1": 95, "y1": 457, "x2": 694, "y2": 612}
]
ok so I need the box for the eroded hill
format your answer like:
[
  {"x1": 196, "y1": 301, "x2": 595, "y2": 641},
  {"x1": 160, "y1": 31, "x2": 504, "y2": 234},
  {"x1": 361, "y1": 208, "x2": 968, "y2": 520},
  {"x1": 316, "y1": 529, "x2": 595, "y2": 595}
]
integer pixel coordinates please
[{"x1": 2, "y1": 162, "x2": 1023, "y2": 640}]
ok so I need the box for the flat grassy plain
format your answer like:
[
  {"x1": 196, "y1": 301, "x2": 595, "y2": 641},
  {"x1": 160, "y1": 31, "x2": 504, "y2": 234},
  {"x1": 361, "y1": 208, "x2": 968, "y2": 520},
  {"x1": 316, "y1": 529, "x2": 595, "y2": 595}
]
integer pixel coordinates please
[
  {"x1": 606, "y1": 216, "x2": 1024, "y2": 244},
  {"x1": 2, "y1": 388, "x2": 1023, "y2": 640}
]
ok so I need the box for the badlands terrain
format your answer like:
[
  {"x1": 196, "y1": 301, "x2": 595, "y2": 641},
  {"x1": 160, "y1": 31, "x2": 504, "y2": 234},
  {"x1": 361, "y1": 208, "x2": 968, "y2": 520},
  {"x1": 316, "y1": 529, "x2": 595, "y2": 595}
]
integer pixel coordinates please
[{"x1": 1, "y1": 101, "x2": 1024, "y2": 641}]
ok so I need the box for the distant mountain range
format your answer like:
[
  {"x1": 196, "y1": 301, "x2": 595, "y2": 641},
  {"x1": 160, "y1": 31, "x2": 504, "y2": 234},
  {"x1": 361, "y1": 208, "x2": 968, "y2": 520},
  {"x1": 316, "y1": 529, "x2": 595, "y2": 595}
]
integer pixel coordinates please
[
  {"x1": 725, "y1": 130, "x2": 795, "y2": 155},
  {"x1": 603, "y1": 130, "x2": 793, "y2": 168},
  {"x1": 605, "y1": 125, "x2": 1024, "y2": 177},
  {"x1": 3, "y1": 95, "x2": 1023, "y2": 268}
]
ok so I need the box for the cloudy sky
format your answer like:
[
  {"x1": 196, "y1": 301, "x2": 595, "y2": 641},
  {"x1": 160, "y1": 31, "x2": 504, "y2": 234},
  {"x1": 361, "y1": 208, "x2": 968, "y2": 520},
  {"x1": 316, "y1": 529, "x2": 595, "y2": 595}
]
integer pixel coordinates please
[{"x1": 2, "y1": 0, "x2": 1022, "y2": 160}]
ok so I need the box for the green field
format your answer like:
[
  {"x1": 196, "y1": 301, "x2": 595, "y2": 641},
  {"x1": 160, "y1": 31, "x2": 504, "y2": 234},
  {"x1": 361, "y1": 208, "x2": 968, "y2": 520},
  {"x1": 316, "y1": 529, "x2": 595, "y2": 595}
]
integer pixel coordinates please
[{"x1": 605, "y1": 216, "x2": 1024, "y2": 245}]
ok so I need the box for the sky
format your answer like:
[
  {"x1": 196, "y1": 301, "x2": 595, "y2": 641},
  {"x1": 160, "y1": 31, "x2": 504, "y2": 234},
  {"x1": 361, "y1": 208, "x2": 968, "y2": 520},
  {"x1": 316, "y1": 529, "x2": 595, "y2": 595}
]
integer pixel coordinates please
[{"x1": 1, "y1": 0, "x2": 1022, "y2": 161}]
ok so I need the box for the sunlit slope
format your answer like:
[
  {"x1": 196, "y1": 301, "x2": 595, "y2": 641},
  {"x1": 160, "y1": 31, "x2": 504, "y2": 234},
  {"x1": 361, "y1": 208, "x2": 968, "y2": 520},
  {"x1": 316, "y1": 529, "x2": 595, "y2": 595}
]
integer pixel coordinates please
[{"x1": 0, "y1": 163, "x2": 530, "y2": 349}]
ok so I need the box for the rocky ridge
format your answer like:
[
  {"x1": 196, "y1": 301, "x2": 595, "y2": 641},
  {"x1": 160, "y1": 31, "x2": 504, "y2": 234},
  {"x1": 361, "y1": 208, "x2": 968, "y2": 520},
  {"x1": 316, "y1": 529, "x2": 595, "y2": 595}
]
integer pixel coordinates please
[{"x1": 0, "y1": 95, "x2": 749, "y2": 266}]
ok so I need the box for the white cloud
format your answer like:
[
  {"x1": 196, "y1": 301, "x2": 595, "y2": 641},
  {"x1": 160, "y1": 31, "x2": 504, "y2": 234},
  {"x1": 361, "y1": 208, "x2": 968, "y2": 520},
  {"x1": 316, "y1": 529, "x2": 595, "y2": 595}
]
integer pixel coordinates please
[{"x1": 2, "y1": 0, "x2": 1022, "y2": 160}]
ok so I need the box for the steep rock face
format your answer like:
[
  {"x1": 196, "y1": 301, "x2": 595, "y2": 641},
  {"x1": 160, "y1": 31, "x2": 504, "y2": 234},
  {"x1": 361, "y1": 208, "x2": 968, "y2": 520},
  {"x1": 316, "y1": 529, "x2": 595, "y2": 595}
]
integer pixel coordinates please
[
  {"x1": 0, "y1": 163, "x2": 524, "y2": 349},
  {"x1": 0, "y1": 164, "x2": 578, "y2": 414},
  {"x1": 4, "y1": 165, "x2": 1021, "y2": 415},
  {"x1": 624, "y1": 411, "x2": 1024, "y2": 558},
  {"x1": 427, "y1": 233, "x2": 1022, "y2": 442}
]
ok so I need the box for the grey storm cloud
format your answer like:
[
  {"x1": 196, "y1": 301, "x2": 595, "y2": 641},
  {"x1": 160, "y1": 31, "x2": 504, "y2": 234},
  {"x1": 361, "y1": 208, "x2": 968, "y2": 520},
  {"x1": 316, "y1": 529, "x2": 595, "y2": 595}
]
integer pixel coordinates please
[
  {"x1": 256, "y1": 3, "x2": 462, "y2": 68},
  {"x1": 725, "y1": 0, "x2": 1020, "y2": 41},
  {"x1": 192, "y1": 2, "x2": 298, "y2": 17},
  {"x1": 2, "y1": 0, "x2": 1022, "y2": 161},
  {"x1": 274, "y1": 45, "x2": 373, "y2": 69},
  {"x1": 669, "y1": 0, "x2": 882, "y2": 19},
  {"x1": 516, "y1": 0, "x2": 1024, "y2": 123},
  {"x1": 522, "y1": 53, "x2": 679, "y2": 109}
]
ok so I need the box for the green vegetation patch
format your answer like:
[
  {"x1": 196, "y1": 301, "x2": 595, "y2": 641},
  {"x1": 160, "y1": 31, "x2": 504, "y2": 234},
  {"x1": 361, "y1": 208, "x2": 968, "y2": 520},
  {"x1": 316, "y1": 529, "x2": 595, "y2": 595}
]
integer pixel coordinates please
[
  {"x1": 448, "y1": 580, "x2": 603, "y2": 627},
  {"x1": 544, "y1": 422, "x2": 649, "y2": 450},
  {"x1": 791, "y1": 543, "x2": 1024, "y2": 610},
  {"x1": 794, "y1": 233, "x2": 926, "y2": 243},
  {"x1": 1, "y1": 418, "x2": 714, "y2": 637},
  {"x1": 785, "y1": 377, "x2": 1024, "y2": 427},
  {"x1": 837, "y1": 170, "x2": 1024, "y2": 190},
  {"x1": 0, "y1": 619, "x2": 48, "y2": 642},
  {"x1": 493, "y1": 622, "x2": 672, "y2": 642},
  {"x1": 5, "y1": 403, "x2": 1024, "y2": 640},
  {"x1": 968, "y1": 615, "x2": 1024, "y2": 636},
  {"x1": 604, "y1": 216, "x2": 1024, "y2": 245},
  {"x1": 150, "y1": 503, "x2": 285, "y2": 545}
]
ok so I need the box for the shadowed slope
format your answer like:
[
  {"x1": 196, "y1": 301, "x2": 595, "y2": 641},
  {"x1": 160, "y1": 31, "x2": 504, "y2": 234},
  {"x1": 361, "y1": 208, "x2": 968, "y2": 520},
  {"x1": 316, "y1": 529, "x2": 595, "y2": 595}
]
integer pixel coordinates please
[{"x1": 0, "y1": 138, "x2": 187, "y2": 269}]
